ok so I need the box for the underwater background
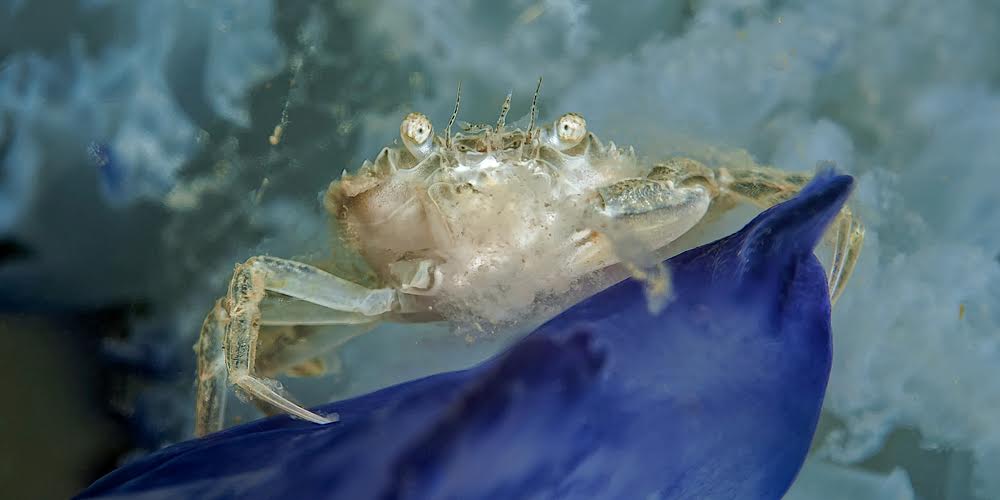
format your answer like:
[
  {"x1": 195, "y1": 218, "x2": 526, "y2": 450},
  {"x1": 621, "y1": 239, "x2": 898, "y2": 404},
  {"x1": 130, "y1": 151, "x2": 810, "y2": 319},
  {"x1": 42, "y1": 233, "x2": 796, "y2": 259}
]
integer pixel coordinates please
[{"x1": 0, "y1": 0, "x2": 997, "y2": 498}]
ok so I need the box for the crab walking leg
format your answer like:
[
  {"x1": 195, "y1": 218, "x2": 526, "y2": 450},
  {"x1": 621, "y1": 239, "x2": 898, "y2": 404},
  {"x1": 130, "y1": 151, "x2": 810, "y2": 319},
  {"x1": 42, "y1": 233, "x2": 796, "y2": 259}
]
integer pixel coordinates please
[
  {"x1": 250, "y1": 256, "x2": 397, "y2": 315},
  {"x1": 194, "y1": 256, "x2": 397, "y2": 436},
  {"x1": 250, "y1": 323, "x2": 376, "y2": 417},
  {"x1": 195, "y1": 299, "x2": 229, "y2": 437},
  {"x1": 254, "y1": 310, "x2": 377, "y2": 379},
  {"x1": 709, "y1": 164, "x2": 865, "y2": 301},
  {"x1": 226, "y1": 257, "x2": 396, "y2": 423},
  {"x1": 830, "y1": 217, "x2": 865, "y2": 304},
  {"x1": 827, "y1": 212, "x2": 853, "y2": 301},
  {"x1": 249, "y1": 258, "x2": 444, "y2": 414}
]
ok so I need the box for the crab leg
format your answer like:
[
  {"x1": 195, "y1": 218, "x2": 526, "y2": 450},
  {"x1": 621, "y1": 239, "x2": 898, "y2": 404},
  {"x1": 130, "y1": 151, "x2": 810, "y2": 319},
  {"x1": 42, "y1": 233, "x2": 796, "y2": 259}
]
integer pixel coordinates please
[
  {"x1": 254, "y1": 296, "x2": 380, "y2": 377},
  {"x1": 829, "y1": 214, "x2": 864, "y2": 304},
  {"x1": 195, "y1": 299, "x2": 229, "y2": 437},
  {"x1": 709, "y1": 164, "x2": 865, "y2": 303},
  {"x1": 194, "y1": 256, "x2": 397, "y2": 436},
  {"x1": 827, "y1": 212, "x2": 852, "y2": 303}
]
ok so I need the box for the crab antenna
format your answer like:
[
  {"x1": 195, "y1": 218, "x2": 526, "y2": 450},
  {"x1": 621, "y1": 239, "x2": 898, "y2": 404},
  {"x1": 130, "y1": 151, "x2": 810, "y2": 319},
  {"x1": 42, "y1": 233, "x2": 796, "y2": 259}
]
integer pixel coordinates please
[
  {"x1": 445, "y1": 81, "x2": 462, "y2": 147},
  {"x1": 496, "y1": 91, "x2": 513, "y2": 131},
  {"x1": 527, "y1": 76, "x2": 543, "y2": 134}
]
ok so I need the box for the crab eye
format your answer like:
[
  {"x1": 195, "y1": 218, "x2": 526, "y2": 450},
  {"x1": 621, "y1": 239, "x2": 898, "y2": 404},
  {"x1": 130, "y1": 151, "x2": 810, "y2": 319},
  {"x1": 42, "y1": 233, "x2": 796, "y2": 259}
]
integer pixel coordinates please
[
  {"x1": 551, "y1": 112, "x2": 587, "y2": 149},
  {"x1": 400, "y1": 112, "x2": 434, "y2": 159}
]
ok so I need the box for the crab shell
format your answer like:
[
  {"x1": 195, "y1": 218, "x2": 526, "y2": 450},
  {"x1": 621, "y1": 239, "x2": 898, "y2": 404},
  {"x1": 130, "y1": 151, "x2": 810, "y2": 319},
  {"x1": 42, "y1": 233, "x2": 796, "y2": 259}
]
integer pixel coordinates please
[{"x1": 323, "y1": 119, "x2": 711, "y2": 324}]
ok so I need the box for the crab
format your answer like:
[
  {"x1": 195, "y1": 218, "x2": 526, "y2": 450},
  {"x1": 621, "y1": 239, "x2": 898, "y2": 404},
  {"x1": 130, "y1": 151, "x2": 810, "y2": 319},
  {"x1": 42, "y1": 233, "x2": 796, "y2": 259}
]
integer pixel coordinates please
[{"x1": 194, "y1": 86, "x2": 864, "y2": 436}]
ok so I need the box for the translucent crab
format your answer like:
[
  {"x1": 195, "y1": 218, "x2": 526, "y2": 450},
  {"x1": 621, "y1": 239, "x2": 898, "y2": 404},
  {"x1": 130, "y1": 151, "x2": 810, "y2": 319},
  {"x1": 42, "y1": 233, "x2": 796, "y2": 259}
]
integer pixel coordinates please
[{"x1": 194, "y1": 84, "x2": 864, "y2": 436}]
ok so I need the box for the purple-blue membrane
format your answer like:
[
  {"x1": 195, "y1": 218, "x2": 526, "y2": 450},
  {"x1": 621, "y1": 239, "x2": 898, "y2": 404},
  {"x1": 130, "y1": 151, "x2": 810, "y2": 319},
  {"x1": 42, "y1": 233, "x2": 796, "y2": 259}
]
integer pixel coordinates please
[{"x1": 79, "y1": 171, "x2": 852, "y2": 500}]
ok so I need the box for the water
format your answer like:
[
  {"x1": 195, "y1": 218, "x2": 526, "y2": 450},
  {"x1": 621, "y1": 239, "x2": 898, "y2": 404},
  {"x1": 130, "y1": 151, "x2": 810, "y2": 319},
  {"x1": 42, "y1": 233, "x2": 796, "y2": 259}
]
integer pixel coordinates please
[{"x1": 2, "y1": 1, "x2": 998, "y2": 498}]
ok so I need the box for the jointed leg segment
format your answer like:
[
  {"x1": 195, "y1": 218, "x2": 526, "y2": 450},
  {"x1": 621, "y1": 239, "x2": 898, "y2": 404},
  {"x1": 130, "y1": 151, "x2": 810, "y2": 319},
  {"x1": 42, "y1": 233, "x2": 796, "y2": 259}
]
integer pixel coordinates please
[
  {"x1": 195, "y1": 299, "x2": 228, "y2": 437},
  {"x1": 708, "y1": 164, "x2": 865, "y2": 303},
  {"x1": 194, "y1": 256, "x2": 397, "y2": 436},
  {"x1": 827, "y1": 211, "x2": 864, "y2": 304}
]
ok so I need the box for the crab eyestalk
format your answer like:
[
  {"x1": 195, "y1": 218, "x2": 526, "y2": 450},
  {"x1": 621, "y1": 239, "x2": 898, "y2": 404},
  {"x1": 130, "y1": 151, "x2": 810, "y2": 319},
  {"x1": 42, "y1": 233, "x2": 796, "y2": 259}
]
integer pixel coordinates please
[
  {"x1": 545, "y1": 113, "x2": 587, "y2": 150},
  {"x1": 400, "y1": 112, "x2": 435, "y2": 160}
]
